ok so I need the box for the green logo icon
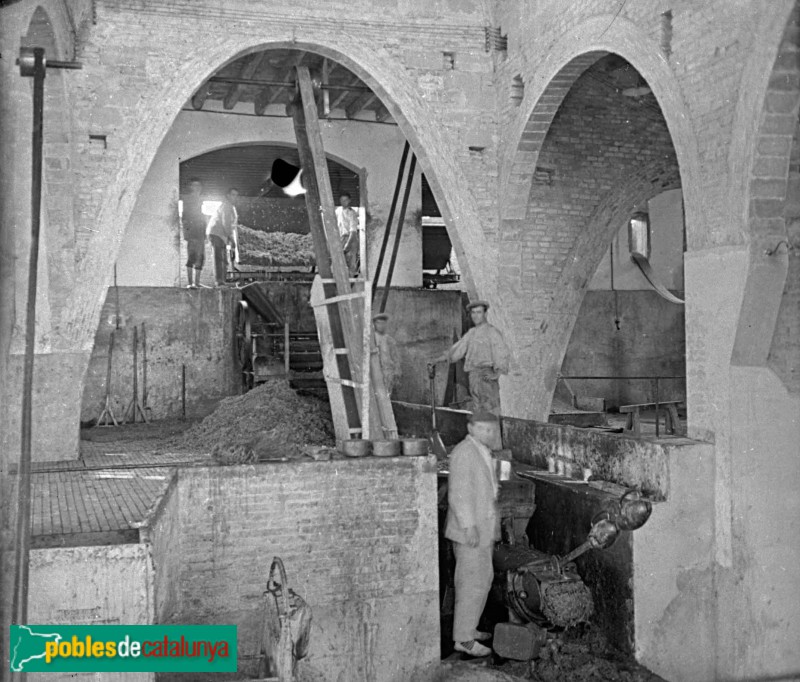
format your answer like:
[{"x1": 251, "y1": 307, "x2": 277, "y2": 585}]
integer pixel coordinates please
[{"x1": 9, "y1": 625, "x2": 237, "y2": 673}]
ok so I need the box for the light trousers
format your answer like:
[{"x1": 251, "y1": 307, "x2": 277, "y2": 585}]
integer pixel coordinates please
[{"x1": 452, "y1": 541, "x2": 494, "y2": 642}]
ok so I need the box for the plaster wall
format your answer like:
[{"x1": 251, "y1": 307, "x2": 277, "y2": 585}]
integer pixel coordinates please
[
  {"x1": 590, "y1": 189, "x2": 685, "y2": 292},
  {"x1": 115, "y1": 107, "x2": 424, "y2": 290},
  {"x1": 561, "y1": 290, "x2": 685, "y2": 408},
  {"x1": 633, "y1": 441, "x2": 716, "y2": 682},
  {"x1": 80, "y1": 287, "x2": 240, "y2": 425},
  {"x1": 26, "y1": 543, "x2": 155, "y2": 682}
]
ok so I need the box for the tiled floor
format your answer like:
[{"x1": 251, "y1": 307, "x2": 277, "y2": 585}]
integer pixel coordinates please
[
  {"x1": 30, "y1": 466, "x2": 174, "y2": 548},
  {"x1": 20, "y1": 424, "x2": 214, "y2": 548}
]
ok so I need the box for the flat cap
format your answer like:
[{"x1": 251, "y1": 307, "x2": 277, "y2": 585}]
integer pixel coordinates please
[
  {"x1": 466, "y1": 300, "x2": 490, "y2": 311},
  {"x1": 372, "y1": 312, "x2": 389, "y2": 321},
  {"x1": 468, "y1": 410, "x2": 499, "y2": 424}
]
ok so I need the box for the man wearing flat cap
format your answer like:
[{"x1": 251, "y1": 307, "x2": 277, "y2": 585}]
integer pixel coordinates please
[
  {"x1": 432, "y1": 300, "x2": 510, "y2": 415},
  {"x1": 372, "y1": 312, "x2": 400, "y2": 396},
  {"x1": 445, "y1": 410, "x2": 501, "y2": 657}
]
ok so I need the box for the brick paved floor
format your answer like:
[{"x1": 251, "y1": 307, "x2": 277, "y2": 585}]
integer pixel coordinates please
[
  {"x1": 18, "y1": 421, "x2": 215, "y2": 548},
  {"x1": 30, "y1": 467, "x2": 174, "y2": 548}
]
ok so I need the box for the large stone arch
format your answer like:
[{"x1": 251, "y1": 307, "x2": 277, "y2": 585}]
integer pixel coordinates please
[
  {"x1": 6, "y1": 3, "x2": 78, "y2": 354},
  {"x1": 731, "y1": 2, "x2": 800, "y2": 376},
  {"x1": 63, "y1": 35, "x2": 491, "y2": 351},
  {"x1": 500, "y1": 14, "x2": 700, "y2": 235},
  {"x1": 496, "y1": 16, "x2": 696, "y2": 418},
  {"x1": 543, "y1": 162, "x2": 683, "y2": 377}
]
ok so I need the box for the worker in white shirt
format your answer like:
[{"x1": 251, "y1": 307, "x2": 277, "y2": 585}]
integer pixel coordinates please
[{"x1": 335, "y1": 192, "x2": 359, "y2": 278}]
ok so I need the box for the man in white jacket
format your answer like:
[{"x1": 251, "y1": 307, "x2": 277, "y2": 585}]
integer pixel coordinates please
[{"x1": 444, "y1": 410, "x2": 501, "y2": 657}]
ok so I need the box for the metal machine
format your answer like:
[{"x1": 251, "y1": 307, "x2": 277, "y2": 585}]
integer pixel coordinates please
[
  {"x1": 235, "y1": 284, "x2": 324, "y2": 392},
  {"x1": 495, "y1": 490, "x2": 652, "y2": 630}
]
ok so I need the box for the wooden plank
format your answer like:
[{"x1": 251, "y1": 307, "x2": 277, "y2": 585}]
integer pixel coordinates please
[
  {"x1": 619, "y1": 401, "x2": 681, "y2": 413},
  {"x1": 346, "y1": 92, "x2": 376, "y2": 119},
  {"x1": 294, "y1": 66, "x2": 396, "y2": 441},
  {"x1": 310, "y1": 277, "x2": 357, "y2": 441},
  {"x1": 361, "y1": 219, "x2": 371, "y2": 436},
  {"x1": 293, "y1": 69, "x2": 363, "y2": 438}
]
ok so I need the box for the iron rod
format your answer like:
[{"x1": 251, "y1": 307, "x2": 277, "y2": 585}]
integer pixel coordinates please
[
  {"x1": 13, "y1": 46, "x2": 45, "y2": 639},
  {"x1": 655, "y1": 377, "x2": 660, "y2": 438},
  {"x1": 557, "y1": 375, "x2": 683, "y2": 380},
  {"x1": 114, "y1": 264, "x2": 120, "y2": 330},
  {"x1": 380, "y1": 153, "x2": 417, "y2": 313},
  {"x1": 372, "y1": 141, "x2": 409, "y2": 297}
]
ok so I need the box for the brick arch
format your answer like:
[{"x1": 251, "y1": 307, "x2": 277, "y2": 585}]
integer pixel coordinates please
[
  {"x1": 541, "y1": 163, "x2": 683, "y2": 387},
  {"x1": 63, "y1": 36, "x2": 490, "y2": 349},
  {"x1": 732, "y1": 4, "x2": 800, "y2": 388},
  {"x1": 494, "y1": 15, "x2": 700, "y2": 418},
  {"x1": 500, "y1": 15, "x2": 700, "y2": 234},
  {"x1": 499, "y1": 51, "x2": 606, "y2": 223}
]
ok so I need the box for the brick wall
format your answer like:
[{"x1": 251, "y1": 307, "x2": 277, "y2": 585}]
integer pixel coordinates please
[
  {"x1": 149, "y1": 458, "x2": 439, "y2": 681},
  {"x1": 764, "y1": 7, "x2": 800, "y2": 394}
]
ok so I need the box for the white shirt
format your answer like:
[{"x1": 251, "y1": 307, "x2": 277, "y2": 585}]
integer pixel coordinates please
[{"x1": 335, "y1": 205, "x2": 359, "y2": 238}]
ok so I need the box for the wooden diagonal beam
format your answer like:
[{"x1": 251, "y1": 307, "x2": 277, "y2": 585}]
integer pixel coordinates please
[
  {"x1": 223, "y1": 52, "x2": 265, "y2": 110},
  {"x1": 345, "y1": 91, "x2": 376, "y2": 119},
  {"x1": 292, "y1": 66, "x2": 364, "y2": 433}
]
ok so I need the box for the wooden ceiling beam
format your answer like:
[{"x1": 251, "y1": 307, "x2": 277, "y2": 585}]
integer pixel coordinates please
[
  {"x1": 266, "y1": 52, "x2": 308, "y2": 106},
  {"x1": 329, "y1": 75, "x2": 362, "y2": 110},
  {"x1": 191, "y1": 81, "x2": 210, "y2": 110},
  {"x1": 223, "y1": 52, "x2": 265, "y2": 110},
  {"x1": 345, "y1": 92, "x2": 376, "y2": 119},
  {"x1": 374, "y1": 104, "x2": 391, "y2": 123}
]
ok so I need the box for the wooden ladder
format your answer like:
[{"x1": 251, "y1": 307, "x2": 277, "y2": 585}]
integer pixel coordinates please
[{"x1": 291, "y1": 66, "x2": 397, "y2": 442}]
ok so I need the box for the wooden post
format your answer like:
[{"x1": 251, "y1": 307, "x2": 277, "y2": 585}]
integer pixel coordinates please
[
  {"x1": 360, "y1": 215, "x2": 371, "y2": 436},
  {"x1": 292, "y1": 66, "x2": 363, "y2": 437}
]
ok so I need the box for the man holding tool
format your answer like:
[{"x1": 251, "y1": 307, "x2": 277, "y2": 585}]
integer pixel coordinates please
[{"x1": 431, "y1": 300, "x2": 510, "y2": 416}]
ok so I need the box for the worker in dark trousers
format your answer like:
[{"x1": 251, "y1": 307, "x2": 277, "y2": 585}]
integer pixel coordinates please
[
  {"x1": 432, "y1": 300, "x2": 511, "y2": 416},
  {"x1": 181, "y1": 178, "x2": 207, "y2": 289},
  {"x1": 444, "y1": 411, "x2": 501, "y2": 657}
]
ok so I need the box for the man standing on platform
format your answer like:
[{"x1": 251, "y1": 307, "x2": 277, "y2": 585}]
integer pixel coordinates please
[
  {"x1": 206, "y1": 187, "x2": 240, "y2": 288},
  {"x1": 432, "y1": 300, "x2": 510, "y2": 416},
  {"x1": 445, "y1": 410, "x2": 501, "y2": 657},
  {"x1": 182, "y1": 178, "x2": 206, "y2": 289},
  {"x1": 335, "y1": 192, "x2": 359, "y2": 278}
]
